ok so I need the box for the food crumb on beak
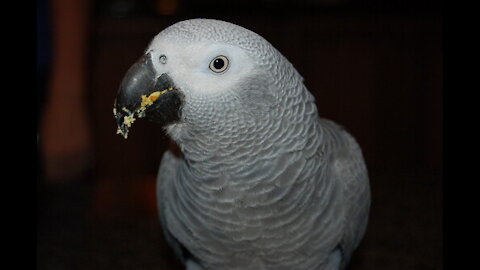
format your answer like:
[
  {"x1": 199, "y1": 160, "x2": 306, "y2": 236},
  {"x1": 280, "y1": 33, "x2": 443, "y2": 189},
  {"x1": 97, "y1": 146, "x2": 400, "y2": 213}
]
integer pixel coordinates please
[
  {"x1": 116, "y1": 127, "x2": 124, "y2": 135},
  {"x1": 115, "y1": 87, "x2": 175, "y2": 139},
  {"x1": 123, "y1": 114, "x2": 136, "y2": 127},
  {"x1": 140, "y1": 91, "x2": 161, "y2": 108},
  {"x1": 137, "y1": 88, "x2": 174, "y2": 118}
]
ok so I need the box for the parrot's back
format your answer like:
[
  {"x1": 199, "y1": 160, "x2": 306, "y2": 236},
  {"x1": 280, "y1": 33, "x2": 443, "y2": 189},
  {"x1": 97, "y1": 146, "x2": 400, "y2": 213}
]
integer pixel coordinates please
[{"x1": 317, "y1": 118, "x2": 371, "y2": 269}]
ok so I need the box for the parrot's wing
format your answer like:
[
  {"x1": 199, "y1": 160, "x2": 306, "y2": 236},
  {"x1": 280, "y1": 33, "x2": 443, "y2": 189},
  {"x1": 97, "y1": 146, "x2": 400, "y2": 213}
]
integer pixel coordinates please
[
  {"x1": 157, "y1": 150, "x2": 189, "y2": 263},
  {"x1": 320, "y1": 118, "x2": 370, "y2": 268}
]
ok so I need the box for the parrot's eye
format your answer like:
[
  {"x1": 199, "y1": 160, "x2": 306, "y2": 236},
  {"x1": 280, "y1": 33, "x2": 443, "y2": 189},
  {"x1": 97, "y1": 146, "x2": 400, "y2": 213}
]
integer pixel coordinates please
[{"x1": 209, "y1": 55, "x2": 229, "y2": 73}]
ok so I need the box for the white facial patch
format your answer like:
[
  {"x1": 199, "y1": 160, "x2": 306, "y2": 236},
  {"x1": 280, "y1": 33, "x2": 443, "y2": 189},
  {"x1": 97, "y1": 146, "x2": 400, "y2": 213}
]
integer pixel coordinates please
[{"x1": 147, "y1": 39, "x2": 256, "y2": 96}]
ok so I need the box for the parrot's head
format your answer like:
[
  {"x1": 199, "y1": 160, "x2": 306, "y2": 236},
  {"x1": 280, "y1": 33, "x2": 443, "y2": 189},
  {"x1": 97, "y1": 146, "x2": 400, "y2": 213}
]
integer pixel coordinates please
[{"x1": 114, "y1": 19, "x2": 312, "y2": 145}]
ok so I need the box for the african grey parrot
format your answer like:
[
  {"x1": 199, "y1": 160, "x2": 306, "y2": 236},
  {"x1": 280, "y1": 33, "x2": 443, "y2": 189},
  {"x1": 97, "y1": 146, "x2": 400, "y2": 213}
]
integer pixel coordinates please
[{"x1": 114, "y1": 18, "x2": 370, "y2": 270}]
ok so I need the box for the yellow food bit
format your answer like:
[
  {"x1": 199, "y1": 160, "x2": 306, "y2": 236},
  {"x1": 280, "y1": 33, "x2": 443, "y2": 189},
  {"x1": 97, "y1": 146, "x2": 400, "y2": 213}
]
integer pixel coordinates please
[
  {"x1": 116, "y1": 127, "x2": 128, "y2": 139},
  {"x1": 123, "y1": 114, "x2": 136, "y2": 127},
  {"x1": 138, "y1": 88, "x2": 174, "y2": 117},
  {"x1": 140, "y1": 91, "x2": 161, "y2": 108},
  {"x1": 140, "y1": 88, "x2": 173, "y2": 108}
]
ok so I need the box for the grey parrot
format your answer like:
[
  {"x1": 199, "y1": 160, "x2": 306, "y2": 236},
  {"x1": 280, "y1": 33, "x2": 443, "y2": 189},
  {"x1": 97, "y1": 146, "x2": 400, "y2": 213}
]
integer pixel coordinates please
[{"x1": 113, "y1": 19, "x2": 370, "y2": 270}]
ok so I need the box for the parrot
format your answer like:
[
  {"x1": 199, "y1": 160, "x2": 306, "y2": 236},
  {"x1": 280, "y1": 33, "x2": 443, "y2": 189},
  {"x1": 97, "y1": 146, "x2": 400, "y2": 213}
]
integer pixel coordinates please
[{"x1": 113, "y1": 18, "x2": 370, "y2": 270}]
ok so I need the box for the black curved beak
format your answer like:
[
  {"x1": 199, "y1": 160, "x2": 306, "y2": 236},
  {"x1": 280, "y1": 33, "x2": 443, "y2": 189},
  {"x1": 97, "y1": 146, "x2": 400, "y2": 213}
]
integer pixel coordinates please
[{"x1": 113, "y1": 53, "x2": 183, "y2": 138}]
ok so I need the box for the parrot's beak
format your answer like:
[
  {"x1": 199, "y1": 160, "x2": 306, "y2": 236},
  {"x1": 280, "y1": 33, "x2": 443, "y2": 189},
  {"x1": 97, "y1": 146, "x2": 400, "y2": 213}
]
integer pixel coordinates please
[{"x1": 113, "y1": 53, "x2": 183, "y2": 139}]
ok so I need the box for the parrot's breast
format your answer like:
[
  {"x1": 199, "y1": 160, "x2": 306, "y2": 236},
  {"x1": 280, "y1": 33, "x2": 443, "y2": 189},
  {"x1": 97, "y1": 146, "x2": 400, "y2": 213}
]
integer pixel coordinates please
[{"x1": 165, "y1": 150, "x2": 344, "y2": 269}]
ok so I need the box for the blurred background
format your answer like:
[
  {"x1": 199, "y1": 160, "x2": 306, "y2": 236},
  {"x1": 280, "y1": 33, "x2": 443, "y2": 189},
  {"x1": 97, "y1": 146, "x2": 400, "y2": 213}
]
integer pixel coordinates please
[{"x1": 37, "y1": 0, "x2": 442, "y2": 269}]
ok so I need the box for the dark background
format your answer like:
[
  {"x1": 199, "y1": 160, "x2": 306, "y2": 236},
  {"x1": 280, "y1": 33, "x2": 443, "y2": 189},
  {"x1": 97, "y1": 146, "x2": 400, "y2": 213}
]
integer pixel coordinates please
[{"x1": 37, "y1": 0, "x2": 443, "y2": 269}]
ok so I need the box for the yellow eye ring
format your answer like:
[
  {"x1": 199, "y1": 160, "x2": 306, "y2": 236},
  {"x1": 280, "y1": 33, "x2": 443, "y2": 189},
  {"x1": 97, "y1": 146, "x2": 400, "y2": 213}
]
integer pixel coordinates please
[{"x1": 209, "y1": 55, "x2": 229, "y2": 73}]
